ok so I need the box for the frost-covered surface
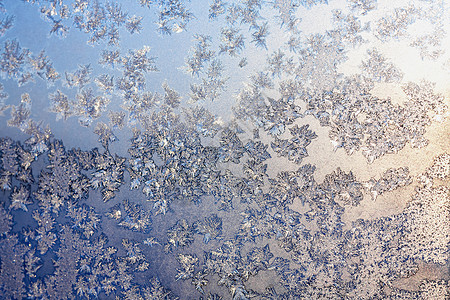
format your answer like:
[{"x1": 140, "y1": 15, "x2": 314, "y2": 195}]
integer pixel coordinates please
[{"x1": 0, "y1": 0, "x2": 449, "y2": 299}]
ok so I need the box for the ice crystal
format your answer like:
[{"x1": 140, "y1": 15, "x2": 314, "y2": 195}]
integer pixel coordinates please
[
  {"x1": 126, "y1": 15, "x2": 143, "y2": 34},
  {"x1": 95, "y1": 73, "x2": 114, "y2": 94},
  {"x1": 94, "y1": 122, "x2": 116, "y2": 149},
  {"x1": 426, "y1": 153, "x2": 450, "y2": 180},
  {"x1": 175, "y1": 253, "x2": 198, "y2": 281},
  {"x1": 74, "y1": 87, "x2": 110, "y2": 127},
  {"x1": 165, "y1": 219, "x2": 195, "y2": 253},
  {"x1": 28, "y1": 50, "x2": 60, "y2": 84},
  {"x1": 195, "y1": 214, "x2": 223, "y2": 243},
  {"x1": 67, "y1": 203, "x2": 101, "y2": 239},
  {"x1": 219, "y1": 27, "x2": 245, "y2": 56},
  {"x1": 209, "y1": 0, "x2": 227, "y2": 20},
  {"x1": 163, "y1": 81, "x2": 181, "y2": 108},
  {"x1": 0, "y1": 39, "x2": 29, "y2": 80},
  {"x1": 141, "y1": 0, "x2": 194, "y2": 35},
  {"x1": 0, "y1": 233, "x2": 29, "y2": 299},
  {"x1": 322, "y1": 167, "x2": 364, "y2": 206},
  {"x1": 348, "y1": 0, "x2": 377, "y2": 15},
  {"x1": 184, "y1": 34, "x2": 215, "y2": 76},
  {"x1": 183, "y1": 105, "x2": 222, "y2": 137},
  {"x1": 34, "y1": 140, "x2": 89, "y2": 212},
  {"x1": 271, "y1": 124, "x2": 317, "y2": 164},
  {"x1": 219, "y1": 127, "x2": 245, "y2": 164},
  {"x1": 0, "y1": 1, "x2": 449, "y2": 298},
  {"x1": 0, "y1": 205, "x2": 12, "y2": 234},
  {"x1": 0, "y1": 15, "x2": 13, "y2": 36},
  {"x1": 90, "y1": 150, "x2": 125, "y2": 202},
  {"x1": 190, "y1": 59, "x2": 228, "y2": 102},
  {"x1": 9, "y1": 184, "x2": 31, "y2": 211},
  {"x1": 360, "y1": 48, "x2": 403, "y2": 83},
  {"x1": 403, "y1": 185, "x2": 449, "y2": 264},
  {"x1": 364, "y1": 167, "x2": 412, "y2": 200},
  {"x1": 251, "y1": 22, "x2": 269, "y2": 49},
  {"x1": 376, "y1": 5, "x2": 418, "y2": 40},
  {"x1": 117, "y1": 199, "x2": 152, "y2": 233},
  {"x1": 49, "y1": 90, "x2": 73, "y2": 121},
  {"x1": 65, "y1": 64, "x2": 92, "y2": 89}
]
